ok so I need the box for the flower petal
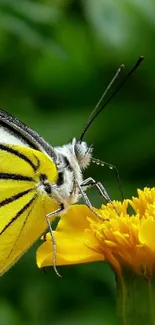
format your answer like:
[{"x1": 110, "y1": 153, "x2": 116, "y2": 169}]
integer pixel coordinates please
[
  {"x1": 139, "y1": 218, "x2": 155, "y2": 251},
  {"x1": 37, "y1": 231, "x2": 104, "y2": 267},
  {"x1": 56, "y1": 205, "x2": 94, "y2": 235}
]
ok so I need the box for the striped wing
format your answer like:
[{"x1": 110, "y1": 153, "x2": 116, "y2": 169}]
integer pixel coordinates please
[
  {"x1": 0, "y1": 108, "x2": 56, "y2": 158},
  {"x1": 0, "y1": 144, "x2": 59, "y2": 275}
]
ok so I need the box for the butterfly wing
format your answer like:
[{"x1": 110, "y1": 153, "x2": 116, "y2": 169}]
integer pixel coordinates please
[
  {"x1": 0, "y1": 144, "x2": 59, "y2": 275},
  {"x1": 0, "y1": 109, "x2": 56, "y2": 158}
]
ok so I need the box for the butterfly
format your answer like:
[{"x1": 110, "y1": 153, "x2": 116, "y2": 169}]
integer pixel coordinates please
[
  {"x1": 0, "y1": 57, "x2": 142, "y2": 276},
  {"x1": 0, "y1": 107, "x2": 114, "y2": 276}
]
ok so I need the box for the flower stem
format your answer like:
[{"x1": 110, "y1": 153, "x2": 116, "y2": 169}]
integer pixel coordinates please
[{"x1": 115, "y1": 269, "x2": 155, "y2": 325}]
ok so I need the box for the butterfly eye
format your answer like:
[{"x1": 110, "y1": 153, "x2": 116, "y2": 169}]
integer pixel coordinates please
[
  {"x1": 74, "y1": 141, "x2": 93, "y2": 169},
  {"x1": 74, "y1": 141, "x2": 86, "y2": 160}
]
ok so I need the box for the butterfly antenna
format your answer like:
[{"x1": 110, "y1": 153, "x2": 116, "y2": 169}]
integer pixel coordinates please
[
  {"x1": 86, "y1": 64, "x2": 124, "y2": 125},
  {"x1": 80, "y1": 64, "x2": 124, "y2": 141},
  {"x1": 91, "y1": 158, "x2": 124, "y2": 200},
  {"x1": 80, "y1": 56, "x2": 144, "y2": 141}
]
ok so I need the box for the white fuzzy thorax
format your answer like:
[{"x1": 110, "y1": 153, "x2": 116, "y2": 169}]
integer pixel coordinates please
[{"x1": 49, "y1": 138, "x2": 93, "y2": 210}]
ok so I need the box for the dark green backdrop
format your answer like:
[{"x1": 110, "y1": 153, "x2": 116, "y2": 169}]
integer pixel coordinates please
[{"x1": 0, "y1": 1, "x2": 154, "y2": 324}]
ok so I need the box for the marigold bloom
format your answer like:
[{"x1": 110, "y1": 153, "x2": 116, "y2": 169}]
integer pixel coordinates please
[{"x1": 36, "y1": 187, "x2": 155, "y2": 277}]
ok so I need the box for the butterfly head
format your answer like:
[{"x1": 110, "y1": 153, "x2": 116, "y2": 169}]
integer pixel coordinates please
[{"x1": 72, "y1": 138, "x2": 93, "y2": 169}]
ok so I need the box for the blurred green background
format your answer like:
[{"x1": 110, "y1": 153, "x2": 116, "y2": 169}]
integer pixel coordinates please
[{"x1": 0, "y1": 0, "x2": 154, "y2": 324}]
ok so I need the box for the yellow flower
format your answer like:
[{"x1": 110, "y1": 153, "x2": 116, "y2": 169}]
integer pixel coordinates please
[{"x1": 36, "y1": 187, "x2": 155, "y2": 277}]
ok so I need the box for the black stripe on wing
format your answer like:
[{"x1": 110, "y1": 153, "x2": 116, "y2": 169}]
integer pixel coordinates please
[
  {"x1": 0, "y1": 109, "x2": 56, "y2": 158},
  {"x1": 0, "y1": 120, "x2": 38, "y2": 150},
  {"x1": 0, "y1": 144, "x2": 38, "y2": 171},
  {"x1": 0, "y1": 199, "x2": 36, "y2": 273},
  {"x1": 0, "y1": 188, "x2": 34, "y2": 208},
  {"x1": 0, "y1": 194, "x2": 37, "y2": 235},
  {"x1": 0, "y1": 173, "x2": 34, "y2": 181}
]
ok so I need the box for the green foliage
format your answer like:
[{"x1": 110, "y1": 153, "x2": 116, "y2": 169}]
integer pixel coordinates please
[{"x1": 0, "y1": 0, "x2": 154, "y2": 324}]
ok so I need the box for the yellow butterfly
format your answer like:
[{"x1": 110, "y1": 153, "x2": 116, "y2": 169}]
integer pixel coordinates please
[
  {"x1": 0, "y1": 58, "x2": 143, "y2": 275},
  {"x1": 0, "y1": 108, "x2": 112, "y2": 276}
]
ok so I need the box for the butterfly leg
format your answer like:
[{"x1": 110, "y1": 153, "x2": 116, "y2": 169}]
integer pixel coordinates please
[
  {"x1": 80, "y1": 177, "x2": 119, "y2": 215},
  {"x1": 81, "y1": 177, "x2": 111, "y2": 202},
  {"x1": 45, "y1": 204, "x2": 64, "y2": 277},
  {"x1": 76, "y1": 182, "x2": 106, "y2": 220}
]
